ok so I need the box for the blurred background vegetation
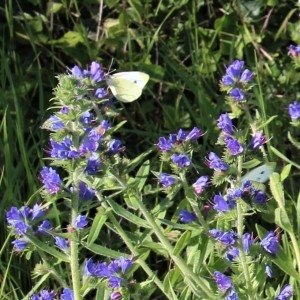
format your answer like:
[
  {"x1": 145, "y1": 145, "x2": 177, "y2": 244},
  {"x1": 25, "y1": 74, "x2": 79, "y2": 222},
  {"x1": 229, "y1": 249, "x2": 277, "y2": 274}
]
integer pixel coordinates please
[{"x1": 0, "y1": 0, "x2": 299, "y2": 298}]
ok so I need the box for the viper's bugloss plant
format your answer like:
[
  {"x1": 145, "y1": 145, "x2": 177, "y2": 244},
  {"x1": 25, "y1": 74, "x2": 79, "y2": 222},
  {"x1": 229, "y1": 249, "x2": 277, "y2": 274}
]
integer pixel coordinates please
[{"x1": 6, "y1": 56, "x2": 299, "y2": 300}]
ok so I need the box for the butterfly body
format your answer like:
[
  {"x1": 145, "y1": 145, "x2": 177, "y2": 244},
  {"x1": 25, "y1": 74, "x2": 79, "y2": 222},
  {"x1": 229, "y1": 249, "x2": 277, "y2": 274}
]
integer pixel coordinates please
[{"x1": 106, "y1": 71, "x2": 149, "y2": 103}]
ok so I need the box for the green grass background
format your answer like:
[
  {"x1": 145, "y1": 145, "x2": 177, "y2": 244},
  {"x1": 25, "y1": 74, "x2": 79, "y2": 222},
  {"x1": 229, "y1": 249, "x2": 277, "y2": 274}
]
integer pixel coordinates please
[{"x1": 1, "y1": 0, "x2": 300, "y2": 298}]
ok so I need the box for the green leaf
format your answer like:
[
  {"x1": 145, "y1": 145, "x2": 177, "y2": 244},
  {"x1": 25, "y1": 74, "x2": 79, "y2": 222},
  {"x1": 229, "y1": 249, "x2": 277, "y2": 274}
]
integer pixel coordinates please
[
  {"x1": 280, "y1": 164, "x2": 292, "y2": 181},
  {"x1": 87, "y1": 207, "x2": 109, "y2": 246},
  {"x1": 107, "y1": 199, "x2": 152, "y2": 228},
  {"x1": 272, "y1": 246, "x2": 300, "y2": 281},
  {"x1": 269, "y1": 173, "x2": 284, "y2": 207},
  {"x1": 26, "y1": 234, "x2": 69, "y2": 262},
  {"x1": 274, "y1": 208, "x2": 293, "y2": 234},
  {"x1": 287, "y1": 131, "x2": 300, "y2": 149},
  {"x1": 173, "y1": 231, "x2": 191, "y2": 256},
  {"x1": 83, "y1": 242, "x2": 128, "y2": 258},
  {"x1": 135, "y1": 160, "x2": 150, "y2": 192},
  {"x1": 271, "y1": 146, "x2": 300, "y2": 169}
]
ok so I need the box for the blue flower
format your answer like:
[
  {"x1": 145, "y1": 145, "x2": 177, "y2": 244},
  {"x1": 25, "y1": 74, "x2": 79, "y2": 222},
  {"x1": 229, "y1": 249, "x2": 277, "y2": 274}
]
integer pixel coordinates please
[
  {"x1": 225, "y1": 288, "x2": 239, "y2": 300},
  {"x1": 110, "y1": 291, "x2": 122, "y2": 300},
  {"x1": 225, "y1": 246, "x2": 239, "y2": 262},
  {"x1": 85, "y1": 152, "x2": 102, "y2": 175},
  {"x1": 37, "y1": 220, "x2": 52, "y2": 235},
  {"x1": 73, "y1": 215, "x2": 88, "y2": 229},
  {"x1": 276, "y1": 284, "x2": 293, "y2": 300},
  {"x1": 193, "y1": 176, "x2": 210, "y2": 194},
  {"x1": 288, "y1": 45, "x2": 300, "y2": 57},
  {"x1": 207, "y1": 152, "x2": 229, "y2": 171},
  {"x1": 185, "y1": 127, "x2": 203, "y2": 140},
  {"x1": 78, "y1": 181, "x2": 95, "y2": 201},
  {"x1": 171, "y1": 154, "x2": 191, "y2": 168},
  {"x1": 156, "y1": 137, "x2": 173, "y2": 151},
  {"x1": 60, "y1": 288, "x2": 74, "y2": 300},
  {"x1": 229, "y1": 88, "x2": 245, "y2": 101},
  {"x1": 254, "y1": 190, "x2": 267, "y2": 204},
  {"x1": 48, "y1": 115, "x2": 64, "y2": 130},
  {"x1": 250, "y1": 131, "x2": 267, "y2": 149},
  {"x1": 31, "y1": 290, "x2": 56, "y2": 300},
  {"x1": 209, "y1": 229, "x2": 237, "y2": 246},
  {"x1": 179, "y1": 210, "x2": 196, "y2": 223},
  {"x1": 213, "y1": 271, "x2": 232, "y2": 291},
  {"x1": 242, "y1": 233, "x2": 253, "y2": 254},
  {"x1": 158, "y1": 173, "x2": 176, "y2": 187},
  {"x1": 108, "y1": 139, "x2": 123, "y2": 154},
  {"x1": 288, "y1": 101, "x2": 300, "y2": 119},
  {"x1": 177, "y1": 129, "x2": 187, "y2": 141},
  {"x1": 40, "y1": 167, "x2": 62, "y2": 194},
  {"x1": 261, "y1": 231, "x2": 278, "y2": 254},
  {"x1": 12, "y1": 239, "x2": 28, "y2": 251},
  {"x1": 83, "y1": 258, "x2": 111, "y2": 277},
  {"x1": 224, "y1": 136, "x2": 244, "y2": 155},
  {"x1": 265, "y1": 263, "x2": 273, "y2": 278},
  {"x1": 222, "y1": 60, "x2": 253, "y2": 87},
  {"x1": 217, "y1": 113, "x2": 234, "y2": 135},
  {"x1": 50, "y1": 137, "x2": 80, "y2": 159},
  {"x1": 55, "y1": 236, "x2": 69, "y2": 250},
  {"x1": 213, "y1": 194, "x2": 230, "y2": 212},
  {"x1": 79, "y1": 111, "x2": 94, "y2": 125}
]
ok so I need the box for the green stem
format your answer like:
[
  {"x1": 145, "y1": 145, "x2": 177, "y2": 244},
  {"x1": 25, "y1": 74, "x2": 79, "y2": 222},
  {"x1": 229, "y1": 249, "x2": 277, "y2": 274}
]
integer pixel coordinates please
[
  {"x1": 133, "y1": 193, "x2": 217, "y2": 299},
  {"x1": 236, "y1": 156, "x2": 254, "y2": 299},
  {"x1": 70, "y1": 178, "x2": 82, "y2": 300}
]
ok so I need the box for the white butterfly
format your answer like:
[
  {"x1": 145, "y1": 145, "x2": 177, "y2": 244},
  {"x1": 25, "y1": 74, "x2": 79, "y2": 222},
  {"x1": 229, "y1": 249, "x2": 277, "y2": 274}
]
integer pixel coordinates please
[
  {"x1": 106, "y1": 71, "x2": 149, "y2": 103},
  {"x1": 242, "y1": 163, "x2": 276, "y2": 183}
]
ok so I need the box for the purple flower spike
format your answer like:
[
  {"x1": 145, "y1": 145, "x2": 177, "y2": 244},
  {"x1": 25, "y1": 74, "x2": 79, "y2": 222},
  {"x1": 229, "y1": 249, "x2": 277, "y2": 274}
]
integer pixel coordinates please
[
  {"x1": 261, "y1": 231, "x2": 278, "y2": 254},
  {"x1": 179, "y1": 210, "x2": 196, "y2": 223},
  {"x1": 288, "y1": 101, "x2": 300, "y2": 119},
  {"x1": 213, "y1": 271, "x2": 232, "y2": 291},
  {"x1": 171, "y1": 154, "x2": 191, "y2": 168}
]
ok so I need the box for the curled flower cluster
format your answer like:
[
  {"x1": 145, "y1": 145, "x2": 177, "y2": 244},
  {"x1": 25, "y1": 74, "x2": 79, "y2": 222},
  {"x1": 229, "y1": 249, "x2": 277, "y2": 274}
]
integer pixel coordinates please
[
  {"x1": 221, "y1": 60, "x2": 253, "y2": 101},
  {"x1": 84, "y1": 256, "x2": 133, "y2": 297}
]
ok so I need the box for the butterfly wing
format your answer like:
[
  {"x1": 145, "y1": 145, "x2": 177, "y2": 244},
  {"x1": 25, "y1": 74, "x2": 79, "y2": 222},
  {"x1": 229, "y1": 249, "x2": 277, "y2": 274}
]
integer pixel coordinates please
[
  {"x1": 107, "y1": 72, "x2": 149, "y2": 103},
  {"x1": 242, "y1": 163, "x2": 276, "y2": 183}
]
